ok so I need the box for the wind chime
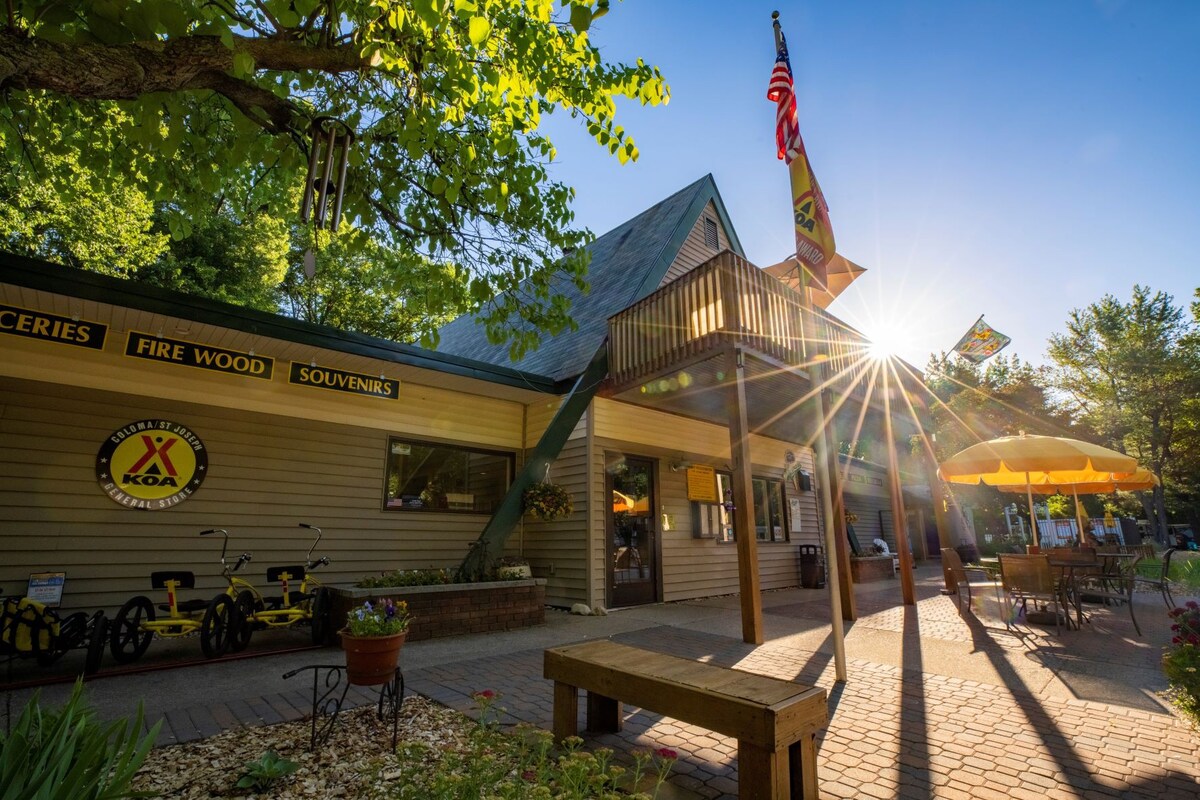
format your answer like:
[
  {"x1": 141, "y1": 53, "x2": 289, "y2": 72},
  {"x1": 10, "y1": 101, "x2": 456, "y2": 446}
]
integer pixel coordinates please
[{"x1": 299, "y1": 116, "x2": 355, "y2": 277}]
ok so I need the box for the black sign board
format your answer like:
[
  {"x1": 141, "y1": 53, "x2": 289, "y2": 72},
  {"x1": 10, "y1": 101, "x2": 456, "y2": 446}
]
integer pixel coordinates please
[
  {"x1": 0, "y1": 304, "x2": 107, "y2": 349},
  {"x1": 289, "y1": 362, "x2": 399, "y2": 400},
  {"x1": 125, "y1": 331, "x2": 273, "y2": 379}
]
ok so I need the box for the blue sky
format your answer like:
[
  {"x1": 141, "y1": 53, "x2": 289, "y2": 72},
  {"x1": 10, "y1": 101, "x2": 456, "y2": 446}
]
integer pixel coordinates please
[{"x1": 539, "y1": 1, "x2": 1200, "y2": 368}]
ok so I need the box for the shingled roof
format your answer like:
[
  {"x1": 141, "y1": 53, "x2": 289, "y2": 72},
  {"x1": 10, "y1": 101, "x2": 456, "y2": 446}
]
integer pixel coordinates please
[{"x1": 435, "y1": 174, "x2": 744, "y2": 382}]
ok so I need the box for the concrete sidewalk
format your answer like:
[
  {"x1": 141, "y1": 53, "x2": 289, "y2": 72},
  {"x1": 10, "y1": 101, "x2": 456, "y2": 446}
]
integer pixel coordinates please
[{"x1": 7, "y1": 567, "x2": 1199, "y2": 799}]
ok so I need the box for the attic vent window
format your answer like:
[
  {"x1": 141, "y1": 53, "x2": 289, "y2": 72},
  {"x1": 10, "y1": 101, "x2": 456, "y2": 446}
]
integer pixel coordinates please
[{"x1": 703, "y1": 217, "x2": 719, "y2": 250}]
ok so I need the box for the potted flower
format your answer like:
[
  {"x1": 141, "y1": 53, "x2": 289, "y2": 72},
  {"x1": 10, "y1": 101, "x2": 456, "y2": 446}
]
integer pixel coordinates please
[
  {"x1": 340, "y1": 599, "x2": 411, "y2": 685},
  {"x1": 495, "y1": 555, "x2": 532, "y2": 580},
  {"x1": 522, "y1": 481, "x2": 573, "y2": 521}
]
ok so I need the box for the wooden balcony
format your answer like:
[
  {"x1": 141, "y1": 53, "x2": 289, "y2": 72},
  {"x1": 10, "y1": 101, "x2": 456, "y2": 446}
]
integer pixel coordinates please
[{"x1": 606, "y1": 252, "x2": 874, "y2": 436}]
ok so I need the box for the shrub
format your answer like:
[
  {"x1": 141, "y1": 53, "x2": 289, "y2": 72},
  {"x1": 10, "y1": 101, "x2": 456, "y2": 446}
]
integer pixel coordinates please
[
  {"x1": 357, "y1": 568, "x2": 454, "y2": 588},
  {"x1": 1164, "y1": 601, "x2": 1200, "y2": 726},
  {"x1": 0, "y1": 680, "x2": 159, "y2": 800}
]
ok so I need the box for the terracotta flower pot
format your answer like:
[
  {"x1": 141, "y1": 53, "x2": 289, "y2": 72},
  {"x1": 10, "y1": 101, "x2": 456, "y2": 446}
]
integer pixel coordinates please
[{"x1": 340, "y1": 630, "x2": 406, "y2": 685}]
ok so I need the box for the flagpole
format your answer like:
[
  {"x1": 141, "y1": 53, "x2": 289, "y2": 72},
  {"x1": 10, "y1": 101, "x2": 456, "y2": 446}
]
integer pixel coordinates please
[{"x1": 773, "y1": 8, "x2": 848, "y2": 684}]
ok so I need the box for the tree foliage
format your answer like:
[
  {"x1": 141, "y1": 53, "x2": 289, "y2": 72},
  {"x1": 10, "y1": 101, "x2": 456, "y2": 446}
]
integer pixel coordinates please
[
  {"x1": 0, "y1": 0, "x2": 668, "y2": 356},
  {"x1": 1048, "y1": 286, "x2": 1200, "y2": 536}
]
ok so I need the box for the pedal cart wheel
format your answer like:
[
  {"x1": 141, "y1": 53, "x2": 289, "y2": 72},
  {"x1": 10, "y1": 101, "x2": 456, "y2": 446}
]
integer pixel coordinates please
[
  {"x1": 200, "y1": 594, "x2": 235, "y2": 658},
  {"x1": 110, "y1": 595, "x2": 155, "y2": 664},
  {"x1": 310, "y1": 586, "x2": 333, "y2": 645},
  {"x1": 230, "y1": 590, "x2": 258, "y2": 652}
]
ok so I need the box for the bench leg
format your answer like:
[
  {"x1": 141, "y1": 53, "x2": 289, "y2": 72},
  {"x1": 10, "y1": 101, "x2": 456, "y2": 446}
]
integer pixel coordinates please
[
  {"x1": 790, "y1": 734, "x2": 819, "y2": 799},
  {"x1": 552, "y1": 681, "x2": 578, "y2": 741},
  {"x1": 739, "y1": 735, "x2": 819, "y2": 800},
  {"x1": 585, "y1": 691, "x2": 622, "y2": 733},
  {"x1": 738, "y1": 741, "x2": 789, "y2": 799}
]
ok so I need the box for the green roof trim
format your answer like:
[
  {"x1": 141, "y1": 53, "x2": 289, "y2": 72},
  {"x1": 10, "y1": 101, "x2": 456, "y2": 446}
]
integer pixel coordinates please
[{"x1": 0, "y1": 251, "x2": 563, "y2": 394}]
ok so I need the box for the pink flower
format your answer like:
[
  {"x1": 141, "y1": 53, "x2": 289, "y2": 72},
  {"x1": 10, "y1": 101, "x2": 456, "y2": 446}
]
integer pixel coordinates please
[
  {"x1": 472, "y1": 689, "x2": 497, "y2": 700},
  {"x1": 1172, "y1": 637, "x2": 1182, "y2": 644},
  {"x1": 522, "y1": 770, "x2": 536, "y2": 782},
  {"x1": 655, "y1": 747, "x2": 679, "y2": 760},
  {"x1": 1187, "y1": 600, "x2": 1199, "y2": 609}
]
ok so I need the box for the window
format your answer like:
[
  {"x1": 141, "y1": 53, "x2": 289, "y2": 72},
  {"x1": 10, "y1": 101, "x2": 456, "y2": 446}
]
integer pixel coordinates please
[
  {"x1": 703, "y1": 216, "x2": 719, "y2": 250},
  {"x1": 383, "y1": 437, "x2": 512, "y2": 513},
  {"x1": 693, "y1": 473, "x2": 788, "y2": 543},
  {"x1": 753, "y1": 477, "x2": 788, "y2": 542}
]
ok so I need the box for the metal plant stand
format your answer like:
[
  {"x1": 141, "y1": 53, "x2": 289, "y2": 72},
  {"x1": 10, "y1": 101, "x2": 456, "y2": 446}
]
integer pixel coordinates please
[{"x1": 282, "y1": 664, "x2": 404, "y2": 750}]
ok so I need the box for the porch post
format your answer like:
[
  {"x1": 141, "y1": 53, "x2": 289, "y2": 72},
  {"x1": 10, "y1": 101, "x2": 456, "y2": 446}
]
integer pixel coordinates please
[
  {"x1": 883, "y1": 379, "x2": 916, "y2": 604},
  {"x1": 725, "y1": 345, "x2": 764, "y2": 645},
  {"x1": 820, "y1": 397, "x2": 856, "y2": 621},
  {"x1": 800, "y1": 289, "x2": 848, "y2": 682}
]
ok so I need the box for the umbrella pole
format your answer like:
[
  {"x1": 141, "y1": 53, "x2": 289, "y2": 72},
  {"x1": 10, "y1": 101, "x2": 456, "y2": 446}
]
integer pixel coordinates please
[
  {"x1": 1073, "y1": 487, "x2": 1085, "y2": 543},
  {"x1": 1025, "y1": 472, "x2": 1039, "y2": 549}
]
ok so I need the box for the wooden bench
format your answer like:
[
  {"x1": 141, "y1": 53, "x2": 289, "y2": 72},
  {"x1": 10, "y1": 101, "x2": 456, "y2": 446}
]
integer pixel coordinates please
[{"x1": 543, "y1": 640, "x2": 827, "y2": 799}]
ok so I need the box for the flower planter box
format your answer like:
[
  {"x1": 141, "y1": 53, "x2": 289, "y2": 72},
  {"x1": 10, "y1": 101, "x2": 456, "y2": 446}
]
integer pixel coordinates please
[
  {"x1": 329, "y1": 579, "x2": 546, "y2": 642},
  {"x1": 850, "y1": 556, "x2": 894, "y2": 583}
]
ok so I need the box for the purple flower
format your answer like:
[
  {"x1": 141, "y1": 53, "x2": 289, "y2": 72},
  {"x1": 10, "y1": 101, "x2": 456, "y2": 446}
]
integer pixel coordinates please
[{"x1": 1187, "y1": 600, "x2": 1198, "y2": 609}]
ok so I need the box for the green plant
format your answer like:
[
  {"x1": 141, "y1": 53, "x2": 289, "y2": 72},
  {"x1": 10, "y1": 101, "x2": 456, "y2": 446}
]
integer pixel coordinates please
[
  {"x1": 1164, "y1": 601, "x2": 1200, "y2": 726},
  {"x1": 0, "y1": 680, "x2": 159, "y2": 800},
  {"x1": 236, "y1": 750, "x2": 299, "y2": 791},
  {"x1": 357, "y1": 568, "x2": 453, "y2": 588},
  {"x1": 383, "y1": 690, "x2": 678, "y2": 798},
  {"x1": 523, "y1": 481, "x2": 573, "y2": 522},
  {"x1": 344, "y1": 599, "x2": 411, "y2": 637}
]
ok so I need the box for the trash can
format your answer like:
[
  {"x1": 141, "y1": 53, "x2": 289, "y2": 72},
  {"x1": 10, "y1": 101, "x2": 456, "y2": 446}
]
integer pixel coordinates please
[
  {"x1": 955, "y1": 542, "x2": 979, "y2": 565},
  {"x1": 799, "y1": 545, "x2": 825, "y2": 589}
]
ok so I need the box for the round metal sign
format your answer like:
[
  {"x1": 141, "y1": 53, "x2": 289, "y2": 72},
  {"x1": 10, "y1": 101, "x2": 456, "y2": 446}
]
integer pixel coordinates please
[{"x1": 96, "y1": 420, "x2": 208, "y2": 510}]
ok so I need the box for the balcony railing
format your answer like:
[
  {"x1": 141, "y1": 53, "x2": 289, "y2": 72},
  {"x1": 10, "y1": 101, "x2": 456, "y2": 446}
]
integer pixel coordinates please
[{"x1": 607, "y1": 251, "x2": 871, "y2": 401}]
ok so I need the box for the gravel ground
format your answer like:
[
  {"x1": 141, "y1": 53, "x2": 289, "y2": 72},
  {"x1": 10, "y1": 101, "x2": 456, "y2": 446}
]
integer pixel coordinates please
[{"x1": 132, "y1": 696, "x2": 476, "y2": 799}]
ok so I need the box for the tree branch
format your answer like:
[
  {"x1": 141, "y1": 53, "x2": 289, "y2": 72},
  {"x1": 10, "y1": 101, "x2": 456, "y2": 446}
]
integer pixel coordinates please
[{"x1": 0, "y1": 29, "x2": 378, "y2": 133}]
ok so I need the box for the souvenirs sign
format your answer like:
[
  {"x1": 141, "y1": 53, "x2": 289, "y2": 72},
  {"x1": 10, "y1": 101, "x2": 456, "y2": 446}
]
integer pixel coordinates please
[
  {"x1": 686, "y1": 465, "x2": 719, "y2": 503},
  {"x1": 289, "y1": 362, "x2": 399, "y2": 400},
  {"x1": 125, "y1": 331, "x2": 273, "y2": 379},
  {"x1": 0, "y1": 303, "x2": 107, "y2": 349},
  {"x1": 96, "y1": 420, "x2": 208, "y2": 510}
]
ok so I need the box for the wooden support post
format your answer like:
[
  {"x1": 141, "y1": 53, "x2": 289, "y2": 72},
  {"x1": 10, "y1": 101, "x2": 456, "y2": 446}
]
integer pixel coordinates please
[
  {"x1": 726, "y1": 345, "x2": 764, "y2": 645},
  {"x1": 883, "y1": 381, "x2": 916, "y2": 605},
  {"x1": 822, "y1": 388, "x2": 856, "y2": 621},
  {"x1": 585, "y1": 692, "x2": 621, "y2": 733},
  {"x1": 553, "y1": 682, "x2": 578, "y2": 741}
]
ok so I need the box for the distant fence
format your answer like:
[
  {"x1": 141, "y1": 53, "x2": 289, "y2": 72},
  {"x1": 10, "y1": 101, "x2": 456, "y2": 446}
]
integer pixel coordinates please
[{"x1": 1036, "y1": 518, "x2": 1125, "y2": 547}]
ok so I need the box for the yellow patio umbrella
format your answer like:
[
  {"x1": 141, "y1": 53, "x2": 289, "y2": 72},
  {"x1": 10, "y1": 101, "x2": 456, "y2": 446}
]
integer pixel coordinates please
[
  {"x1": 998, "y1": 469, "x2": 1159, "y2": 540},
  {"x1": 937, "y1": 433, "x2": 1138, "y2": 547}
]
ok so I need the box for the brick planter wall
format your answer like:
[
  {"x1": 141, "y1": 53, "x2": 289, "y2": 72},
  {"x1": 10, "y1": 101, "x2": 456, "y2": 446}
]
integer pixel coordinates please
[
  {"x1": 329, "y1": 579, "x2": 546, "y2": 641},
  {"x1": 850, "y1": 556, "x2": 894, "y2": 583}
]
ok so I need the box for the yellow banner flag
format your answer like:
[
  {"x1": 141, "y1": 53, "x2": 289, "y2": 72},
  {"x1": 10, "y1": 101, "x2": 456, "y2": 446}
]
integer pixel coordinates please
[{"x1": 788, "y1": 155, "x2": 836, "y2": 291}]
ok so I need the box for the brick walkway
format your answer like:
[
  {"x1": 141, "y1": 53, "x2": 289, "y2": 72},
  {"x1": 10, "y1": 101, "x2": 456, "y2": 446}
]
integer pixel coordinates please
[{"x1": 43, "y1": 570, "x2": 1200, "y2": 799}]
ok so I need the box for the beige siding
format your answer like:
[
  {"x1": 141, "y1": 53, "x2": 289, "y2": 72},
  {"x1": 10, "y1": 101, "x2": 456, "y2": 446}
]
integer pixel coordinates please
[
  {"x1": 590, "y1": 399, "x2": 824, "y2": 605},
  {"x1": 0, "y1": 378, "x2": 519, "y2": 612},
  {"x1": 660, "y1": 201, "x2": 733, "y2": 286},
  {"x1": 516, "y1": 435, "x2": 589, "y2": 607}
]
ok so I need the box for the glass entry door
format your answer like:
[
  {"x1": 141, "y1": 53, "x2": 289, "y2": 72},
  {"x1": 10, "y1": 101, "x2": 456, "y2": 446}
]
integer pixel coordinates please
[{"x1": 607, "y1": 456, "x2": 657, "y2": 607}]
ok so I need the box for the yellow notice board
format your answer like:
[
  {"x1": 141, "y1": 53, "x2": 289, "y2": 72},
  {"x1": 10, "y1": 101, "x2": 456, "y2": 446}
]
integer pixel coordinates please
[{"x1": 686, "y1": 465, "x2": 718, "y2": 502}]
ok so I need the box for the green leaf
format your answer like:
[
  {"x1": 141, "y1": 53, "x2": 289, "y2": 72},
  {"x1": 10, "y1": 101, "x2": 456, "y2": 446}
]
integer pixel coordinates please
[
  {"x1": 569, "y1": 4, "x2": 592, "y2": 33},
  {"x1": 232, "y1": 51, "x2": 255, "y2": 77},
  {"x1": 468, "y1": 16, "x2": 491, "y2": 45}
]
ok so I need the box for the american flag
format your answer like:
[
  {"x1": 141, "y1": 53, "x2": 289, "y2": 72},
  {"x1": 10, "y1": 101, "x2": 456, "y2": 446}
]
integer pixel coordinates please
[{"x1": 768, "y1": 23, "x2": 835, "y2": 291}]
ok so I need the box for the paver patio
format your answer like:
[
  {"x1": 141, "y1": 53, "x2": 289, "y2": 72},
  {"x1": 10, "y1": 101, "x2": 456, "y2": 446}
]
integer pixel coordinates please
[{"x1": 6, "y1": 566, "x2": 1198, "y2": 799}]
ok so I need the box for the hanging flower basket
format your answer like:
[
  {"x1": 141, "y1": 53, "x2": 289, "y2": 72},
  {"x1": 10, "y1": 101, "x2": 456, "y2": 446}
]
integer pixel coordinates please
[{"x1": 523, "y1": 481, "x2": 573, "y2": 521}]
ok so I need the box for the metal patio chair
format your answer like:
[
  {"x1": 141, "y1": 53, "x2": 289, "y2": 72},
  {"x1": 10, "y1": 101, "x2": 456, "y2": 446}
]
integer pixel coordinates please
[
  {"x1": 941, "y1": 548, "x2": 1002, "y2": 614},
  {"x1": 998, "y1": 554, "x2": 1063, "y2": 635},
  {"x1": 1134, "y1": 547, "x2": 1178, "y2": 610},
  {"x1": 1075, "y1": 555, "x2": 1143, "y2": 636}
]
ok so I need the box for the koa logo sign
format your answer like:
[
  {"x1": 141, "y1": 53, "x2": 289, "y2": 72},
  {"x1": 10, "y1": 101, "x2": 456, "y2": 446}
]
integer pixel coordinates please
[{"x1": 95, "y1": 420, "x2": 208, "y2": 510}]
